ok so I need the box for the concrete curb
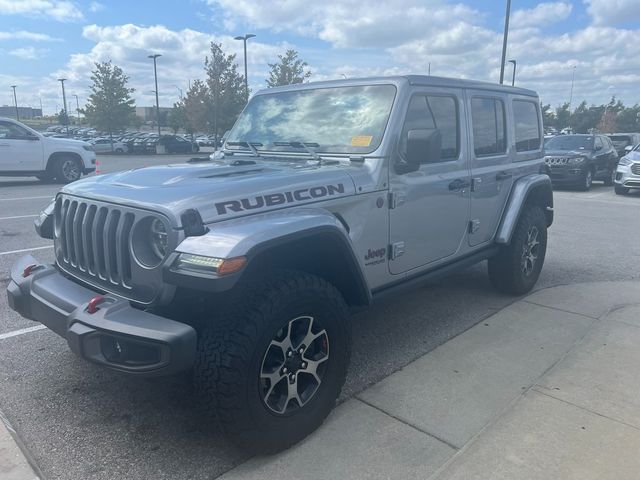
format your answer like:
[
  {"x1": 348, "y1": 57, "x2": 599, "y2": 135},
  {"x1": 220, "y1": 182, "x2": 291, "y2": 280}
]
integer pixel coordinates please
[{"x1": 0, "y1": 410, "x2": 41, "y2": 480}]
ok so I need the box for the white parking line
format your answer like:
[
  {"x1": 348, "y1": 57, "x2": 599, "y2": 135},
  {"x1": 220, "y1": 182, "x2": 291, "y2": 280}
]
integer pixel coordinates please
[
  {"x1": 0, "y1": 214, "x2": 38, "y2": 221},
  {"x1": 0, "y1": 245, "x2": 53, "y2": 256},
  {"x1": 0, "y1": 196, "x2": 52, "y2": 202},
  {"x1": 0, "y1": 325, "x2": 47, "y2": 341}
]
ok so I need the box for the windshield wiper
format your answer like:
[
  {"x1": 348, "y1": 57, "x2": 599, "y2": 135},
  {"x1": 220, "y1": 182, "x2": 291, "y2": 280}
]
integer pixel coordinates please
[
  {"x1": 226, "y1": 141, "x2": 263, "y2": 157},
  {"x1": 274, "y1": 141, "x2": 323, "y2": 165}
]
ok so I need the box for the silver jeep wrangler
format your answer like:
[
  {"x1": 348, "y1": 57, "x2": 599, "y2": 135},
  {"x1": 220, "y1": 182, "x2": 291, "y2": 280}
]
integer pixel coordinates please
[{"x1": 7, "y1": 75, "x2": 553, "y2": 453}]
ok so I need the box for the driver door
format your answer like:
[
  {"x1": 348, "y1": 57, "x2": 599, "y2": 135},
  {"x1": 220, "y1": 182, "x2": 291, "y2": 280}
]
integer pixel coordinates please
[
  {"x1": 389, "y1": 89, "x2": 471, "y2": 275},
  {"x1": 0, "y1": 121, "x2": 44, "y2": 171}
]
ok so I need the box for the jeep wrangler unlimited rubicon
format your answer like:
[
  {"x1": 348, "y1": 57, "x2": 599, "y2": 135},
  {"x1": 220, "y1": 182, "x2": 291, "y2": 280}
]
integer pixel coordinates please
[{"x1": 7, "y1": 76, "x2": 553, "y2": 453}]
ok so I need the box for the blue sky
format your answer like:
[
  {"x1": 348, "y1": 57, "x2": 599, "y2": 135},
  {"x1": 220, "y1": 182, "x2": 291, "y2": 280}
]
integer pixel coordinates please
[{"x1": 1, "y1": 0, "x2": 639, "y2": 115}]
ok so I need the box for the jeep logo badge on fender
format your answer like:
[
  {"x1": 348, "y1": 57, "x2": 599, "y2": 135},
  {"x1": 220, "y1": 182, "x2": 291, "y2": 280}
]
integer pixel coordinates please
[{"x1": 215, "y1": 183, "x2": 346, "y2": 215}]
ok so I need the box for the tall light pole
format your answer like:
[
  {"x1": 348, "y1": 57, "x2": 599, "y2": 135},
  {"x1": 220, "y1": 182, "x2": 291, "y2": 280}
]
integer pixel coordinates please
[
  {"x1": 73, "y1": 94, "x2": 80, "y2": 123},
  {"x1": 10, "y1": 85, "x2": 19, "y2": 121},
  {"x1": 58, "y1": 78, "x2": 68, "y2": 135},
  {"x1": 508, "y1": 59, "x2": 517, "y2": 86},
  {"x1": 171, "y1": 84, "x2": 183, "y2": 99},
  {"x1": 148, "y1": 54, "x2": 162, "y2": 137},
  {"x1": 499, "y1": 0, "x2": 512, "y2": 84},
  {"x1": 568, "y1": 65, "x2": 577, "y2": 110},
  {"x1": 234, "y1": 33, "x2": 255, "y2": 101}
]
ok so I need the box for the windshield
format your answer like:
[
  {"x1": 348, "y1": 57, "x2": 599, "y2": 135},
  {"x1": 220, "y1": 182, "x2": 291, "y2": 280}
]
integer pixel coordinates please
[
  {"x1": 226, "y1": 84, "x2": 397, "y2": 154},
  {"x1": 609, "y1": 135, "x2": 631, "y2": 144},
  {"x1": 546, "y1": 135, "x2": 593, "y2": 151}
]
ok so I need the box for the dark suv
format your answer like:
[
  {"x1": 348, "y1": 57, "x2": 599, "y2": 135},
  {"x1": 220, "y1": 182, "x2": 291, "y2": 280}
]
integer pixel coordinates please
[
  {"x1": 607, "y1": 133, "x2": 640, "y2": 157},
  {"x1": 544, "y1": 134, "x2": 618, "y2": 190}
]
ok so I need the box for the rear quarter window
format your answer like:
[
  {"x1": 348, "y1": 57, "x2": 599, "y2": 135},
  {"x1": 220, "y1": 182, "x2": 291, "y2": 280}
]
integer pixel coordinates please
[{"x1": 513, "y1": 100, "x2": 541, "y2": 152}]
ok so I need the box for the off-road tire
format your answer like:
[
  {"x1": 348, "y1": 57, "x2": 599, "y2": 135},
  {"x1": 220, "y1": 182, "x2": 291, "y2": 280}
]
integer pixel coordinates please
[
  {"x1": 194, "y1": 270, "x2": 352, "y2": 454},
  {"x1": 53, "y1": 157, "x2": 82, "y2": 183},
  {"x1": 615, "y1": 184, "x2": 629, "y2": 195},
  {"x1": 488, "y1": 206, "x2": 547, "y2": 295}
]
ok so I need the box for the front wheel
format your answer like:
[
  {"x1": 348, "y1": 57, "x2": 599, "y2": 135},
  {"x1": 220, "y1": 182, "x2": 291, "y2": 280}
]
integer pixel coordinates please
[
  {"x1": 53, "y1": 157, "x2": 82, "y2": 183},
  {"x1": 194, "y1": 270, "x2": 352, "y2": 454},
  {"x1": 488, "y1": 206, "x2": 548, "y2": 295},
  {"x1": 578, "y1": 168, "x2": 593, "y2": 191},
  {"x1": 615, "y1": 184, "x2": 629, "y2": 195}
]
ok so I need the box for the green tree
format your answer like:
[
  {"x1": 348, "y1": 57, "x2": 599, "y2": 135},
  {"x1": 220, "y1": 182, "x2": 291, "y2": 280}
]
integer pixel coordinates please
[
  {"x1": 555, "y1": 103, "x2": 571, "y2": 130},
  {"x1": 205, "y1": 42, "x2": 246, "y2": 142},
  {"x1": 266, "y1": 49, "x2": 312, "y2": 87},
  {"x1": 541, "y1": 103, "x2": 554, "y2": 129},
  {"x1": 167, "y1": 104, "x2": 185, "y2": 134},
  {"x1": 180, "y1": 79, "x2": 211, "y2": 135},
  {"x1": 56, "y1": 109, "x2": 69, "y2": 127},
  {"x1": 83, "y1": 61, "x2": 136, "y2": 145},
  {"x1": 597, "y1": 109, "x2": 617, "y2": 133},
  {"x1": 616, "y1": 105, "x2": 640, "y2": 132}
]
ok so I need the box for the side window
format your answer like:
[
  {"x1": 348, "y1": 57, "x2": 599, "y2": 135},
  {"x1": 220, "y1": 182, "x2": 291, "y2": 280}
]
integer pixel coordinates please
[
  {"x1": 0, "y1": 121, "x2": 29, "y2": 140},
  {"x1": 471, "y1": 97, "x2": 506, "y2": 156},
  {"x1": 400, "y1": 94, "x2": 459, "y2": 163},
  {"x1": 513, "y1": 100, "x2": 541, "y2": 152},
  {"x1": 595, "y1": 137, "x2": 603, "y2": 150}
]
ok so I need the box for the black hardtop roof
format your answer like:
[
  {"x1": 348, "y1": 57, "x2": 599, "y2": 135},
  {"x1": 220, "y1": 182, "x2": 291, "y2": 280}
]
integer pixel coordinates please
[{"x1": 255, "y1": 75, "x2": 538, "y2": 98}]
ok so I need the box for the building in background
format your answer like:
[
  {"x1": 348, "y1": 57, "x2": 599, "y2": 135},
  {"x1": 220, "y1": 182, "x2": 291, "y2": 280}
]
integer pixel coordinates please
[
  {"x1": 135, "y1": 106, "x2": 171, "y2": 122},
  {"x1": 0, "y1": 106, "x2": 43, "y2": 119}
]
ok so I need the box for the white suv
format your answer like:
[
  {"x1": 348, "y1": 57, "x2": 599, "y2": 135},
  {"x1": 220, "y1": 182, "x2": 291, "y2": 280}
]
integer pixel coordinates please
[
  {"x1": 0, "y1": 117, "x2": 96, "y2": 183},
  {"x1": 615, "y1": 143, "x2": 640, "y2": 195}
]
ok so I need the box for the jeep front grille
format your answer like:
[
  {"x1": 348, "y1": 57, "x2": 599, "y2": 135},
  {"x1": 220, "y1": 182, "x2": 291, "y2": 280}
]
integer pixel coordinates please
[
  {"x1": 544, "y1": 156, "x2": 570, "y2": 165},
  {"x1": 631, "y1": 163, "x2": 640, "y2": 175},
  {"x1": 53, "y1": 194, "x2": 175, "y2": 304}
]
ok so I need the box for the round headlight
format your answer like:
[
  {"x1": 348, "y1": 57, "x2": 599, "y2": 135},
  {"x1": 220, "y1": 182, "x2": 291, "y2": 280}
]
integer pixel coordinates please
[
  {"x1": 132, "y1": 216, "x2": 170, "y2": 268},
  {"x1": 150, "y1": 218, "x2": 168, "y2": 259}
]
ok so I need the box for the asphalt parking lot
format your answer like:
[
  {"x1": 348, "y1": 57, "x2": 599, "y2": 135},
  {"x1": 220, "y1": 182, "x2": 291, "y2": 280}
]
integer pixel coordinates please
[{"x1": 1, "y1": 156, "x2": 640, "y2": 480}]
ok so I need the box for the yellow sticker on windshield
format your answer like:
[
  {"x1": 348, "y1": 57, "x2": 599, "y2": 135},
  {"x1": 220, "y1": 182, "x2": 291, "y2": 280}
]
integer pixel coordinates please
[{"x1": 351, "y1": 135, "x2": 373, "y2": 147}]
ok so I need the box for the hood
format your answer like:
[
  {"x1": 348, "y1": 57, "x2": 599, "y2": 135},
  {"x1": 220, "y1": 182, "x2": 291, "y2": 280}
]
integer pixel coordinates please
[
  {"x1": 44, "y1": 136, "x2": 90, "y2": 149},
  {"x1": 60, "y1": 158, "x2": 357, "y2": 226},
  {"x1": 623, "y1": 151, "x2": 640, "y2": 163},
  {"x1": 545, "y1": 149, "x2": 590, "y2": 157}
]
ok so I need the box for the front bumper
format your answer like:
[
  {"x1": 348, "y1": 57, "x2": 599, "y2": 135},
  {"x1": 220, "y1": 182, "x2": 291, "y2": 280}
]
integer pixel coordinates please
[
  {"x1": 615, "y1": 163, "x2": 640, "y2": 189},
  {"x1": 7, "y1": 255, "x2": 196, "y2": 377},
  {"x1": 546, "y1": 164, "x2": 586, "y2": 185}
]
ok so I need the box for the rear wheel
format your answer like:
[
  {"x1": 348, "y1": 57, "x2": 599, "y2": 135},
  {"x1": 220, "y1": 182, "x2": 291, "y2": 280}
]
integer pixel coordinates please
[
  {"x1": 194, "y1": 270, "x2": 351, "y2": 454},
  {"x1": 53, "y1": 157, "x2": 82, "y2": 183},
  {"x1": 604, "y1": 167, "x2": 616, "y2": 186},
  {"x1": 488, "y1": 206, "x2": 547, "y2": 295},
  {"x1": 615, "y1": 184, "x2": 630, "y2": 195}
]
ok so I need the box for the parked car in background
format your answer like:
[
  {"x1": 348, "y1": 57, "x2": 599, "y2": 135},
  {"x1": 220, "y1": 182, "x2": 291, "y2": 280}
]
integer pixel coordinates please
[
  {"x1": 606, "y1": 133, "x2": 640, "y2": 157},
  {"x1": 0, "y1": 116, "x2": 95, "y2": 183},
  {"x1": 90, "y1": 138, "x2": 127, "y2": 154},
  {"x1": 614, "y1": 143, "x2": 640, "y2": 195},
  {"x1": 156, "y1": 134, "x2": 199, "y2": 153},
  {"x1": 544, "y1": 134, "x2": 618, "y2": 190}
]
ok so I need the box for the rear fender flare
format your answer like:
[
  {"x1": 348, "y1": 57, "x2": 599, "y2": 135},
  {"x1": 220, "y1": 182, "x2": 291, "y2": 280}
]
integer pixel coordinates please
[{"x1": 495, "y1": 174, "x2": 553, "y2": 245}]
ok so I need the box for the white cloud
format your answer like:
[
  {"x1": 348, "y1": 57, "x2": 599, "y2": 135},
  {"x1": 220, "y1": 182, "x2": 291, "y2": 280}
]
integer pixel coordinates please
[
  {"x1": 8, "y1": 46, "x2": 48, "y2": 60},
  {"x1": 511, "y1": 2, "x2": 573, "y2": 29},
  {"x1": 0, "y1": 31, "x2": 61, "y2": 42},
  {"x1": 0, "y1": 0, "x2": 83, "y2": 22},
  {"x1": 89, "y1": 1, "x2": 105, "y2": 12},
  {"x1": 585, "y1": 0, "x2": 640, "y2": 25}
]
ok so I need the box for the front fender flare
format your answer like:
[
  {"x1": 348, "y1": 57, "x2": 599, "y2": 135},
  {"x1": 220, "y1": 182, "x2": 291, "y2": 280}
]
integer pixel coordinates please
[
  {"x1": 495, "y1": 174, "x2": 553, "y2": 245},
  {"x1": 166, "y1": 208, "x2": 371, "y2": 305}
]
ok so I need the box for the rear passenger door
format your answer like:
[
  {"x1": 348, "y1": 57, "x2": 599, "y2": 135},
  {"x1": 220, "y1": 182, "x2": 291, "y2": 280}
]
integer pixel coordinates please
[{"x1": 467, "y1": 93, "x2": 512, "y2": 247}]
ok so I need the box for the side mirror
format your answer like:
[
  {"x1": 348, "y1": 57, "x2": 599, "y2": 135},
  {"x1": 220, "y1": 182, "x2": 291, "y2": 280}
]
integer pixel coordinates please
[
  {"x1": 595, "y1": 144, "x2": 602, "y2": 151},
  {"x1": 625, "y1": 145, "x2": 633, "y2": 153},
  {"x1": 399, "y1": 129, "x2": 442, "y2": 173}
]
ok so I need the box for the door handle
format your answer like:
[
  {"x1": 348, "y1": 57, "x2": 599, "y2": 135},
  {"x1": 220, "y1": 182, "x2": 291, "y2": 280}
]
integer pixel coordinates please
[
  {"x1": 449, "y1": 178, "x2": 471, "y2": 191},
  {"x1": 496, "y1": 171, "x2": 512, "y2": 181}
]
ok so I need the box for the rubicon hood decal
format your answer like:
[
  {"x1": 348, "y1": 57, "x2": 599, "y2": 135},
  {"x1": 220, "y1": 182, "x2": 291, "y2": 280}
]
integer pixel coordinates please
[{"x1": 215, "y1": 184, "x2": 346, "y2": 215}]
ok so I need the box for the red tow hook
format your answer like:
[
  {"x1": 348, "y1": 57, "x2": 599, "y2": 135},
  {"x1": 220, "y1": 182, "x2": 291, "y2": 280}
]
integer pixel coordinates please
[
  {"x1": 22, "y1": 264, "x2": 39, "y2": 278},
  {"x1": 87, "y1": 295, "x2": 105, "y2": 314}
]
